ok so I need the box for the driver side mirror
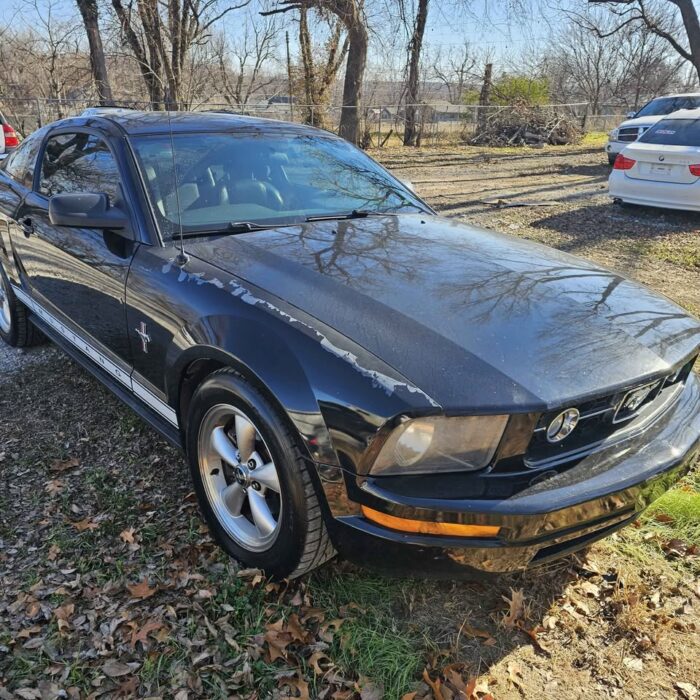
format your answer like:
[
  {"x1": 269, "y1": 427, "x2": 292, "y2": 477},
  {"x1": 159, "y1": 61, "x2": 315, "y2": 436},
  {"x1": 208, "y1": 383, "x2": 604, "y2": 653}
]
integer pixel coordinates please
[
  {"x1": 49, "y1": 192, "x2": 132, "y2": 238},
  {"x1": 626, "y1": 111, "x2": 636, "y2": 119}
]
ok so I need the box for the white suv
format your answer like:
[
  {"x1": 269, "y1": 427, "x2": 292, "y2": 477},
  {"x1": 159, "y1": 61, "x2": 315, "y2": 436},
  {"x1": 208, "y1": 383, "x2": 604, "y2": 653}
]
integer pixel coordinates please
[{"x1": 606, "y1": 93, "x2": 700, "y2": 165}]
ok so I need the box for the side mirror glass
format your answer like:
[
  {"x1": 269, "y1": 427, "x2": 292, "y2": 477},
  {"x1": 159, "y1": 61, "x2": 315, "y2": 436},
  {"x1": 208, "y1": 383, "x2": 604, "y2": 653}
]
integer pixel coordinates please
[
  {"x1": 626, "y1": 111, "x2": 636, "y2": 119},
  {"x1": 49, "y1": 192, "x2": 132, "y2": 238}
]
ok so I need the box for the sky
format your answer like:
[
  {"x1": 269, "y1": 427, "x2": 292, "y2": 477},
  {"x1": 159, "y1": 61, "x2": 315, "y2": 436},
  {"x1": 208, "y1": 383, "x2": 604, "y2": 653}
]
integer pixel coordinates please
[{"x1": 16, "y1": 0, "x2": 562, "y2": 65}]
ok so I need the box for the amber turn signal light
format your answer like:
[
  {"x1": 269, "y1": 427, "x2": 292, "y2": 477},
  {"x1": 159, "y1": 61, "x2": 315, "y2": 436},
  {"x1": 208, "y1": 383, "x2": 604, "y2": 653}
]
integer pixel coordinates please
[{"x1": 361, "y1": 506, "x2": 500, "y2": 538}]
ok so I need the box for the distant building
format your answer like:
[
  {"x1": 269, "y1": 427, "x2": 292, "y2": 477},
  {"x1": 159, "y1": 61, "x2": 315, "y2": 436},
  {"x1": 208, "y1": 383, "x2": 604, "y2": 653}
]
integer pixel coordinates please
[{"x1": 426, "y1": 103, "x2": 466, "y2": 122}]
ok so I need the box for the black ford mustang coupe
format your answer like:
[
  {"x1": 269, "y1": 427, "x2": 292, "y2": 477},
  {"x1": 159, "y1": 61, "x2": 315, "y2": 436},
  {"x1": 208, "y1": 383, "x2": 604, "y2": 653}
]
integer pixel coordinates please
[{"x1": 1, "y1": 110, "x2": 699, "y2": 579}]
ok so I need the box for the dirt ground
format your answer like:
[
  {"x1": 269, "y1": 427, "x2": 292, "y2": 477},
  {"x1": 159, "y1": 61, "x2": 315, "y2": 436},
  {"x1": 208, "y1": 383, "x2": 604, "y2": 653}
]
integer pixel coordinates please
[{"x1": 1, "y1": 141, "x2": 699, "y2": 700}]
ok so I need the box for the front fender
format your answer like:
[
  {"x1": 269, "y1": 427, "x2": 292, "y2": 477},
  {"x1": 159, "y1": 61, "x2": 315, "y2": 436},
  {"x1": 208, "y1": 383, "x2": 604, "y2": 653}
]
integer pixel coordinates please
[
  {"x1": 129, "y1": 245, "x2": 440, "y2": 473},
  {"x1": 166, "y1": 320, "x2": 340, "y2": 466}
]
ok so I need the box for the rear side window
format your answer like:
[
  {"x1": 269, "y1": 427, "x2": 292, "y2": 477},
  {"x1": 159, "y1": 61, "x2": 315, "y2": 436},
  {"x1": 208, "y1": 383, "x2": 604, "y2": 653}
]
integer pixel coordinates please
[
  {"x1": 3, "y1": 129, "x2": 45, "y2": 188},
  {"x1": 639, "y1": 119, "x2": 700, "y2": 146},
  {"x1": 39, "y1": 132, "x2": 121, "y2": 204}
]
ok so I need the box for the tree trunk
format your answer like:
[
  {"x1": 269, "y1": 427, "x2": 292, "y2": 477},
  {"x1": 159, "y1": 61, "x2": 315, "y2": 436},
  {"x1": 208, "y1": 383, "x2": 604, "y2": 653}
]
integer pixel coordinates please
[
  {"x1": 111, "y1": 0, "x2": 164, "y2": 109},
  {"x1": 674, "y1": 0, "x2": 700, "y2": 80},
  {"x1": 477, "y1": 62, "x2": 492, "y2": 133},
  {"x1": 76, "y1": 0, "x2": 113, "y2": 104},
  {"x1": 338, "y1": 23, "x2": 368, "y2": 145},
  {"x1": 403, "y1": 0, "x2": 429, "y2": 146},
  {"x1": 299, "y1": 7, "x2": 316, "y2": 120}
]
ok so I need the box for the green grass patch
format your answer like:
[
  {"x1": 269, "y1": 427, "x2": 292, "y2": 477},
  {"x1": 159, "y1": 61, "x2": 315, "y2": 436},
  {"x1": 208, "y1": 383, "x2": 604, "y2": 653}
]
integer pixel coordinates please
[
  {"x1": 612, "y1": 468, "x2": 700, "y2": 574},
  {"x1": 139, "y1": 640, "x2": 190, "y2": 692},
  {"x1": 308, "y1": 571, "x2": 423, "y2": 697},
  {"x1": 649, "y1": 241, "x2": 700, "y2": 271},
  {"x1": 623, "y1": 238, "x2": 700, "y2": 274},
  {"x1": 337, "y1": 619, "x2": 422, "y2": 695},
  {"x1": 644, "y1": 486, "x2": 700, "y2": 545},
  {"x1": 581, "y1": 131, "x2": 609, "y2": 147}
]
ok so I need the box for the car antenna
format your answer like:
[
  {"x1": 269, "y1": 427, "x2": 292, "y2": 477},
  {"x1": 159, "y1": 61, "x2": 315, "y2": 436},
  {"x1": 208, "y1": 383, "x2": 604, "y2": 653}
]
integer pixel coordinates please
[{"x1": 166, "y1": 109, "x2": 189, "y2": 267}]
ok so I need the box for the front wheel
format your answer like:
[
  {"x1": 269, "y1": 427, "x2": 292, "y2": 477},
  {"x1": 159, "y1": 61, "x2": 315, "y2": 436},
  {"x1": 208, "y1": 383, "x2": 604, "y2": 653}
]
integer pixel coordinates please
[
  {"x1": 607, "y1": 153, "x2": 617, "y2": 166},
  {"x1": 186, "y1": 369, "x2": 335, "y2": 578}
]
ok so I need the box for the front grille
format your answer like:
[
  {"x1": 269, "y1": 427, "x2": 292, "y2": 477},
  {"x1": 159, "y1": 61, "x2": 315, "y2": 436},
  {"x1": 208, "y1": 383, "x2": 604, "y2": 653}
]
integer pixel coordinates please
[
  {"x1": 618, "y1": 126, "x2": 643, "y2": 142},
  {"x1": 525, "y1": 358, "x2": 695, "y2": 469}
]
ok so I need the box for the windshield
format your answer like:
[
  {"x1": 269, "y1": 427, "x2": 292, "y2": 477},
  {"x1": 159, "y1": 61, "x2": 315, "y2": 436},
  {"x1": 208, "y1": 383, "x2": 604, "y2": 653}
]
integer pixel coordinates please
[
  {"x1": 130, "y1": 131, "x2": 427, "y2": 238},
  {"x1": 639, "y1": 118, "x2": 700, "y2": 146},
  {"x1": 635, "y1": 96, "x2": 700, "y2": 118}
]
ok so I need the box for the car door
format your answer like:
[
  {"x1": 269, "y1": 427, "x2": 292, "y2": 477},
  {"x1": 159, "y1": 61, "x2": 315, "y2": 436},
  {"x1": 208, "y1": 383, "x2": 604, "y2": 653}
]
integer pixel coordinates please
[{"x1": 12, "y1": 129, "x2": 137, "y2": 384}]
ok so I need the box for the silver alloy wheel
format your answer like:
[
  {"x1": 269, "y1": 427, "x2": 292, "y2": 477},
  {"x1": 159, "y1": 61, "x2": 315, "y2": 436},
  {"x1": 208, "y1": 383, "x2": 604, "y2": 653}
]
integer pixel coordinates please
[
  {"x1": 198, "y1": 403, "x2": 282, "y2": 552},
  {"x1": 0, "y1": 273, "x2": 11, "y2": 334}
]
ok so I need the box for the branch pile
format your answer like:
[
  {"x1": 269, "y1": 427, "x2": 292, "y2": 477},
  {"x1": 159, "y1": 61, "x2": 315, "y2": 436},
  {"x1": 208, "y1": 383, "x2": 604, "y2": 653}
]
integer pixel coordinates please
[{"x1": 470, "y1": 103, "x2": 583, "y2": 147}]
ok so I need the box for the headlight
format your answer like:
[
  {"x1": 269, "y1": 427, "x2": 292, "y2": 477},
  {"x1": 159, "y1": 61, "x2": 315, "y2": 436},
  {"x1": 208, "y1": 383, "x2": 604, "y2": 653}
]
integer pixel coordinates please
[
  {"x1": 609, "y1": 128, "x2": 619, "y2": 141},
  {"x1": 369, "y1": 415, "x2": 509, "y2": 476}
]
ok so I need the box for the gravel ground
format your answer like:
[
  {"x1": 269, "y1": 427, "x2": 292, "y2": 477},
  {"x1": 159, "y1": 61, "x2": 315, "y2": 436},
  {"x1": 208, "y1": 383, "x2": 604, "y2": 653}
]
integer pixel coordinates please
[{"x1": 0, "y1": 342, "x2": 55, "y2": 373}]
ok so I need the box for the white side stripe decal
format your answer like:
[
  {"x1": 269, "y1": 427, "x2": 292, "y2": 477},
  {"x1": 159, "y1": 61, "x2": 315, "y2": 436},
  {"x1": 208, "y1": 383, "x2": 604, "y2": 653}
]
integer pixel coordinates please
[
  {"x1": 11, "y1": 284, "x2": 178, "y2": 427},
  {"x1": 132, "y1": 380, "x2": 179, "y2": 426}
]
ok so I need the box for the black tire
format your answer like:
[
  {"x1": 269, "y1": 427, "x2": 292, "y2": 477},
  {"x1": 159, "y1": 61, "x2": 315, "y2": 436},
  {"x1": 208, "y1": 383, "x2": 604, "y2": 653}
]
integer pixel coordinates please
[
  {"x1": 0, "y1": 264, "x2": 45, "y2": 348},
  {"x1": 186, "y1": 368, "x2": 335, "y2": 578},
  {"x1": 608, "y1": 153, "x2": 617, "y2": 166}
]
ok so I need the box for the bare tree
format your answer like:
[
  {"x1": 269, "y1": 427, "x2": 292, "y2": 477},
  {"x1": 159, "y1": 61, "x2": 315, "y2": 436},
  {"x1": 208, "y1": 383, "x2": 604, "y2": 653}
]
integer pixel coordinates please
[
  {"x1": 298, "y1": 8, "x2": 348, "y2": 127},
  {"x1": 541, "y1": 18, "x2": 687, "y2": 110},
  {"x1": 583, "y1": 0, "x2": 700, "y2": 81},
  {"x1": 403, "y1": 0, "x2": 429, "y2": 145},
  {"x1": 75, "y1": 0, "x2": 113, "y2": 104},
  {"x1": 550, "y1": 19, "x2": 624, "y2": 113},
  {"x1": 264, "y1": 0, "x2": 368, "y2": 145},
  {"x1": 209, "y1": 12, "x2": 280, "y2": 108},
  {"x1": 12, "y1": 0, "x2": 85, "y2": 107},
  {"x1": 617, "y1": 25, "x2": 686, "y2": 106},
  {"x1": 431, "y1": 41, "x2": 479, "y2": 103},
  {"x1": 109, "y1": 0, "x2": 250, "y2": 109}
]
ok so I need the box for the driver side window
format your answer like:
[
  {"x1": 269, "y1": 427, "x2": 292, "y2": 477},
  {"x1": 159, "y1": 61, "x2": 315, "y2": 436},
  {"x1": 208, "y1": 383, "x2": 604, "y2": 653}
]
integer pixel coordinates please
[{"x1": 39, "y1": 133, "x2": 121, "y2": 205}]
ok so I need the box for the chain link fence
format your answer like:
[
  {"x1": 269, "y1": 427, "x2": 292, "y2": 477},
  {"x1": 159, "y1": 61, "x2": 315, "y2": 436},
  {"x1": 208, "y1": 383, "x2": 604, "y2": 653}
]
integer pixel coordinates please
[{"x1": 0, "y1": 96, "x2": 625, "y2": 146}]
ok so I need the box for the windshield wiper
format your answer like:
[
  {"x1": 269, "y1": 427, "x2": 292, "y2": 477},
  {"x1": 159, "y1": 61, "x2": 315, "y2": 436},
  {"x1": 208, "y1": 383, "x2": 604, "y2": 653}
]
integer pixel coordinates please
[
  {"x1": 226, "y1": 221, "x2": 274, "y2": 233},
  {"x1": 182, "y1": 221, "x2": 274, "y2": 238},
  {"x1": 305, "y1": 209, "x2": 386, "y2": 222}
]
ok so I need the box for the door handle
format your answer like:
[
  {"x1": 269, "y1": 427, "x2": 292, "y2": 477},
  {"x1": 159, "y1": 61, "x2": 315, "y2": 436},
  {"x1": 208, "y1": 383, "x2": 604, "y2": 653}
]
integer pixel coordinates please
[{"x1": 20, "y1": 218, "x2": 33, "y2": 237}]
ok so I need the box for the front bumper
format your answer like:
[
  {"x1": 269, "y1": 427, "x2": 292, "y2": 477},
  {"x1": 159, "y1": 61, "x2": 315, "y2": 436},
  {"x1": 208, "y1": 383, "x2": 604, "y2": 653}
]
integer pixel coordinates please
[
  {"x1": 606, "y1": 140, "x2": 626, "y2": 156},
  {"x1": 321, "y1": 374, "x2": 700, "y2": 576}
]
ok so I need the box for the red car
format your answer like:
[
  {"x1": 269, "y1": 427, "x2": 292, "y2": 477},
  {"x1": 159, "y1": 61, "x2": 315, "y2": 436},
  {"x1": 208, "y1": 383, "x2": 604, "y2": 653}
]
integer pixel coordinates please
[{"x1": 0, "y1": 110, "x2": 20, "y2": 158}]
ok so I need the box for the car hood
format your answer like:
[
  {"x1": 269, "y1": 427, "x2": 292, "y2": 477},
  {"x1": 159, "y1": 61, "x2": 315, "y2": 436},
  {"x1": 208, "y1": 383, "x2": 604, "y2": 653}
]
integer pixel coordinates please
[
  {"x1": 186, "y1": 215, "x2": 700, "y2": 411},
  {"x1": 616, "y1": 115, "x2": 664, "y2": 130}
]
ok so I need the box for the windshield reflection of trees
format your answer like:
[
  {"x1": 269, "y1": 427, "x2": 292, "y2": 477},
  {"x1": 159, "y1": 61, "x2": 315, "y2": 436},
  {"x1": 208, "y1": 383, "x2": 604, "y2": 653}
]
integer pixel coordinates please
[
  {"x1": 437, "y1": 254, "x2": 699, "y2": 358},
  {"x1": 263, "y1": 215, "x2": 699, "y2": 363},
  {"x1": 270, "y1": 217, "x2": 432, "y2": 289}
]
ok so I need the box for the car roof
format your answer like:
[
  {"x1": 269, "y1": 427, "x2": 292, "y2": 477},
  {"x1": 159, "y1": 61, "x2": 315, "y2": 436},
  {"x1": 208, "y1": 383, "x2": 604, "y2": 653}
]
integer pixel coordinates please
[
  {"x1": 651, "y1": 93, "x2": 700, "y2": 99},
  {"x1": 52, "y1": 109, "x2": 331, "y2": 138}
]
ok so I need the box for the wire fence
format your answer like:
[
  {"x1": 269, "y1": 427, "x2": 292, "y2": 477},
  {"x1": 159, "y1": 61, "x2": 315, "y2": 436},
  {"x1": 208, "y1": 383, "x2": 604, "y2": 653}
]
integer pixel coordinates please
[{"x1": 0, "y1": 96, "x2": 625, "y2": 146}]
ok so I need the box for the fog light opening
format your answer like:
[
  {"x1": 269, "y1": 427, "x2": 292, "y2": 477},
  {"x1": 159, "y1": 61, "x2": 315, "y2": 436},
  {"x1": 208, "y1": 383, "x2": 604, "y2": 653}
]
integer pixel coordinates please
[{"x1": 546, "y1": 408, "x2": 580, "y2": 443}]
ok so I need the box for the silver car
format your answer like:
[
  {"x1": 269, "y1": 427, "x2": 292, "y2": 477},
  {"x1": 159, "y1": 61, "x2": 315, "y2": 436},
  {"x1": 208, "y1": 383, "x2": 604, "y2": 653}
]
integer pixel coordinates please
[{"x1": 606, "y1": 93, "x2": 700, "y2": 165}]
